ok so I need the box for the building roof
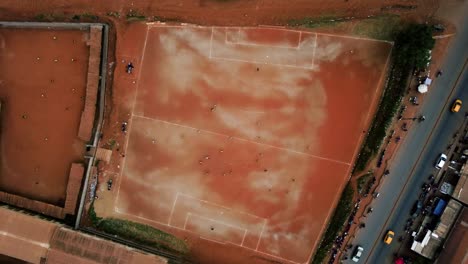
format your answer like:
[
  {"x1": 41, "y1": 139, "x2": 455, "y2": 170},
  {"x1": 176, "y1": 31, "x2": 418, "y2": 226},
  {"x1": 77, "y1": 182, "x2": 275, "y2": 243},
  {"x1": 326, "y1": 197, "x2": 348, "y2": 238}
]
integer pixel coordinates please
[
  {"x1": 64, "y1": 163, "x2": 85, "y2": 214},
  {"x1": 0, "y1": 206, "x2": 57, "y2": 263},
  {"x1": 453, "y1": 163, "x2": 468, "y2": 205},
  {"x1": 433, "y1": 199, "x2": 462, "y2": 239},
  {"x1": 0, "y1": 207, "x2": 168, "y2": 264},
  {"x1": 437, "y1": 208, "x2": 468, "y2": 264}
]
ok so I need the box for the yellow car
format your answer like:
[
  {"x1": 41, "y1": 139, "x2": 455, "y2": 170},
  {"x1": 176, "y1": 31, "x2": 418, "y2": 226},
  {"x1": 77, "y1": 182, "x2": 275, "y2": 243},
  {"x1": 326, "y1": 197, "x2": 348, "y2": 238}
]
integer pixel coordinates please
[
  {"x1": 384, "y1": 230, "x2": 395, "y2": 244},
  {"x1": 451, "y1": 99, "x2": 462, "y2": 113}
]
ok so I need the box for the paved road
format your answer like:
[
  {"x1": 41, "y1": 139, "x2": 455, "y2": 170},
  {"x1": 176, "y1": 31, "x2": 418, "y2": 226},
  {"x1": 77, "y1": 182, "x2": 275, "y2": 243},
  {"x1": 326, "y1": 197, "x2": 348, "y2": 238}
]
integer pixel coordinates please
[{"x1": 344, "y1": 5, "x2": 468, "y2": 264}]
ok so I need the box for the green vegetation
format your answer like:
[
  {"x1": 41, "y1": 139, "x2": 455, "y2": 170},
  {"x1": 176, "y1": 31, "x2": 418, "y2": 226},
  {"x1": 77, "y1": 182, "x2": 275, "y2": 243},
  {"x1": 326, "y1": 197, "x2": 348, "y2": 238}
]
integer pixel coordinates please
[
  {"x1": 352, "y1": 15, "x2": 403, "y2": 41},
  {"x1": 312, "y1": 183, "x2": 354, "y2": 264},
  {"x1": 98, "y1": 218, "x2": 189, "y2": 254},
  {"x1": 107, "y1": 139, "x2": 117, "y2": 150},
  {"x1": 353, "y1": 23, "x2": 435, "y2": 172},
  {"x1": 88, "y1": 202, "x2": 102, "y2": 227},
  {"x1": 88, "y1": 203, "x2": 188, "y2": 254},
  {"x1": 288, "y1": 16, "x2": 344, "y2": 29},
  {"x1": 34, "y1": 13, "x2": 65, "y2": 22},
  {"x1": 80, "y1": 13, "x2": 99, "y2": 21},
  {"x1": 356, "y1": 173, "x2": 372, "y2": 194},
  {"x1": 126, "y1": 10, "x2": 146, "y2": 21},
  {"x1": 106, "y1": 11, "x2": 121, "y2": 18}
]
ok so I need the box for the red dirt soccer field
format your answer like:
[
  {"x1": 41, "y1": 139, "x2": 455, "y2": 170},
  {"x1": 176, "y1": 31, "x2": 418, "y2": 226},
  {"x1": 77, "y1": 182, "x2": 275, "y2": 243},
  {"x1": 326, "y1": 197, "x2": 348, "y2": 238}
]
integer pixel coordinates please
[
  {"x1": 101, "y1": 24, "x2": 392, "y2": 264},
  {"x1": 0, "y1": 27, "x2": 88, "y2": 206}
]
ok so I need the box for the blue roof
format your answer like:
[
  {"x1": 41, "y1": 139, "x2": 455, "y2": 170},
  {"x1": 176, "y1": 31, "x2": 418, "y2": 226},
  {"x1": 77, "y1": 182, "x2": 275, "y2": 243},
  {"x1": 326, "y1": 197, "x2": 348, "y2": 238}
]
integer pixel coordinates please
[{"x1": 433, "y1": 199, "x2": 447, "y2": 216}]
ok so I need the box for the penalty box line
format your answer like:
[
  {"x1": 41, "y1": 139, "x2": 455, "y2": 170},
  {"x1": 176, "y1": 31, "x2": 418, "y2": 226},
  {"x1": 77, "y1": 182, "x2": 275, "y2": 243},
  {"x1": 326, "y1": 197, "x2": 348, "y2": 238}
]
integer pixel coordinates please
[
  {"x1": 183, "y1": 212, "x2": 249, "y2": 246},
  {"x1": 171, "y1": 191, "x2": 265, "y2": 248},
  {"x1": 168, "y1": 192, "x2": 266, "y2": 226},
  {"x1": 115, "y1": 210, "x2": 301, "y2": 264},
  {"x1": 132, "y1": 114, "x2": 351, "y2": 166},
  {"x1": 223, "y1": 28, "x2": 303, "y2": 50}
]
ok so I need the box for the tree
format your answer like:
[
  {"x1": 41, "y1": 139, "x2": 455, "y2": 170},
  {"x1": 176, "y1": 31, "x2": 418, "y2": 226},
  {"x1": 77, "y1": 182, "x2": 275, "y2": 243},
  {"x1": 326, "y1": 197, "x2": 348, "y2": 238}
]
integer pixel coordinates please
[{"x1": 394, "y1": 24, "x2": 435, "y2": 69}]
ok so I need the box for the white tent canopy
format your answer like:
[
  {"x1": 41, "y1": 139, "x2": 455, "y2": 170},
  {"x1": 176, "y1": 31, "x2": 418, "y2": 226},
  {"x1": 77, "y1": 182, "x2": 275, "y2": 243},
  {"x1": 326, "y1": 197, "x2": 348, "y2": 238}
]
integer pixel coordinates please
[{"x1": 418, "y1": 84, "x2": 428, "y2": 94}]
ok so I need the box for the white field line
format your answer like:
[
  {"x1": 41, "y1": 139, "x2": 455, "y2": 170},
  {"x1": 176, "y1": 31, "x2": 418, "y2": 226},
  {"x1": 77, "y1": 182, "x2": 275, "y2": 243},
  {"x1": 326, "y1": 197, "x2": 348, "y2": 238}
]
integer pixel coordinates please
[
  {"x1": 311, "y1": 33, "x2": 318, "y2": 68},
  {"x1": 240, "y1": 230, "x2": 248, "y2": 246},
  {"x1": 255, "y1": 220, "x2": 267, "y2": 250},
  {"x1": 177, "y1": 192, "x2": 266, "y2": 221},
  {"x1": 209, "y1": 27, "x2": 214, "y2": 59},
  {"x1": 188, "y1": 212, "x2": 248, "y2": 233},
  {"x1": 114, "y1": 24, "x2": 150, "y2": 210},
  {"x1": 167, "y1": 192, "x2": 179, "y2": 225},
  {"x1": 183, "y1": 213, "x2": 191, "y2": 230},
  {"x1": 146, "y1": 24, "x2": 392, "y2": 44},
  {"x1": 210, "y1": 55, "x2": 314, "y2": 70},
  {"x1": 433, "y1": 33, "x2": 455, "y2": 39},
  {"x1": 223, "y1": 27, "x2": 302, "y2": 50},
  {"x1": 200, "y1": 236, "x2": 227, "y2": 245},
  {"x1": 347, "y1": 43, "x2": 393, "y2": 165},
  {"x1": 224, "y1": 39, "x2": 302, "y2": 50},
  {"x1": 115, "y1": 209, "x2": 300, "y2": 264},
  {"x1": 132, "y1": 114, "x2": 351, "y2": 165},
  {"x1": 316, "y1": 31, "x2": 394, "y2": 43}
]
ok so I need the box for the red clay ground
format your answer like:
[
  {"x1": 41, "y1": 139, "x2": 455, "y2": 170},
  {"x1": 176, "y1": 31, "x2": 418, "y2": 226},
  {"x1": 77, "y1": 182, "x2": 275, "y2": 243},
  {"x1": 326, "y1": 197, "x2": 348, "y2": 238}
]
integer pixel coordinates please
[
  {"x1": 0, "y1": 28, "x2": 88, "y2": 205},
  {"x1": 94, "y1": 24, "x2": 391, "y2": 264},
  {"x1": 0, "y1": 0, "x2": 439, "y2": 27}
]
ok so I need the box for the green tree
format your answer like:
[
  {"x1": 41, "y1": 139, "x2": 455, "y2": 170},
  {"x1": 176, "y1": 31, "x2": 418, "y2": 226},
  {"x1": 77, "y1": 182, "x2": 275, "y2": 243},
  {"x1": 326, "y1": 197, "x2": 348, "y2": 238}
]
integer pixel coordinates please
[{"x1": 394, "y1": 24, "x2": 435, "y2": 69}]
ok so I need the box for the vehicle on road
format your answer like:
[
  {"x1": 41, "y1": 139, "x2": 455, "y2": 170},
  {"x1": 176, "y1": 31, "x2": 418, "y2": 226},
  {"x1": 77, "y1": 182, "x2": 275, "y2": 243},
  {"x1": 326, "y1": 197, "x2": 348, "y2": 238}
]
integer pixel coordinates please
[
  {"x1": 435, "y1": 153, "x2": 447, "y2": 169},
  {"x1": 384, "y1": 230, "x2": 395, "y2": 244},
  {"x1": 411, "y1": 200, "x2": 423, "y2": 218},
  {"x1": 352, "y1": 246, "x2": 364, "y2": 262},
  {"x1": 451, "y1": 99, "x2": 462, "y2": 112}
]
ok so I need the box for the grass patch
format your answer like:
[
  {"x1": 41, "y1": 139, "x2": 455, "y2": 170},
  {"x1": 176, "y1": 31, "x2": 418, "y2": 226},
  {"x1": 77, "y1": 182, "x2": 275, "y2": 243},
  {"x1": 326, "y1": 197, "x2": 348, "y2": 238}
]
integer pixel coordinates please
[
  {"x1": 87, "y1": 205, "x2": 188, "y2": 255},
  {"x1": 107, "y1": 139, "x2": 117, "y2": 150},
  {"x1": 88, "y1": 202, "x2": 102, "y2": 227},
  {"x1": 126, "y1": 10, "x2": 146, "y2": 21},
  {"x1": 311, "y1": 183, "x2": 354, "y2": 264},
  {"x1": 97, "y1": 218, "x2": 189, "y2": 254},
  {"x1": 352, "y1": 14, "x2": 404, "y2": 41},
  {"x1": 288, "y1": 16, "x2": 344, "y2": 29},
  {"x1": 353, "y1": 24, "x2": 435, "y2": 173},
  {"x1": 106, "y1": 11, "x2": 121, "y2": 18},
  {"x1": 81, "y1": 13, "x2": 99, "y2": 21},
  {"x1": 34, "y1": 13, "x2": 65, "y2": 22},
  {"x1": 356, "y1": 173, "x2": 372, "y2": 194}
]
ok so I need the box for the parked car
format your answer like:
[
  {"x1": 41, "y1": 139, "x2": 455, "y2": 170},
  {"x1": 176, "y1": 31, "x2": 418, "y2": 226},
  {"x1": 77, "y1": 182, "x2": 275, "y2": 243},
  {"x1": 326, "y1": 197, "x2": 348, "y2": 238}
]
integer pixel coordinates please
[
  {"x1": 451, "y1": 99, "x2": 462, "y2": 113},
  {"x1": 435, "y1": 153, "x2": 447, "y2": 169},
  {"x1": 384, "y1": 230, "x2": 395, "y2": 244},
  {"x1": 352, "y1": 246, "x2": 364, "y2": 262}
]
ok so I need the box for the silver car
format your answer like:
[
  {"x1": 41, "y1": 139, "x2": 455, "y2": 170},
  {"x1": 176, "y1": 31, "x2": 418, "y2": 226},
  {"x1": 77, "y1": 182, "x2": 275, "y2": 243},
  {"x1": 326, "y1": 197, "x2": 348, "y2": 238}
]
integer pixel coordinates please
[
  {"x1": 435, "y1": 153, "x2": 447, "y2": 169},
  {"x1": 352, "y1": 246, "x2": 364, "y2": 262}
]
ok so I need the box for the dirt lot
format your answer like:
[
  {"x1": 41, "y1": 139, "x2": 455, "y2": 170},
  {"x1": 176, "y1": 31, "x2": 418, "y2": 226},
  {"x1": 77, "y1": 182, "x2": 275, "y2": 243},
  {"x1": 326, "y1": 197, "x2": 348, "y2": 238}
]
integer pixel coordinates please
[
  {"x1": 92, "y1": 24, "x2": 391, "y2": 264},
  {"x1": 0, "y1": 27, "x2": 90, "y2": 205},
  {"x1": 0, "y1": 0, "x2": 438, "y2": 26}
]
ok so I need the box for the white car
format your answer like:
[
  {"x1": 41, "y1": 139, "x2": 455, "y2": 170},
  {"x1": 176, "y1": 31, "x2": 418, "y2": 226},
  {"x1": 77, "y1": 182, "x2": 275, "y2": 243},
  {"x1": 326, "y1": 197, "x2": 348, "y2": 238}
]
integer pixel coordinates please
[
  {"x1": 352, "y1": 246, "x2": 364, "y2": 262},
  {"x1": 435, "y1": 153, "x2": 447, "y2": 169}
]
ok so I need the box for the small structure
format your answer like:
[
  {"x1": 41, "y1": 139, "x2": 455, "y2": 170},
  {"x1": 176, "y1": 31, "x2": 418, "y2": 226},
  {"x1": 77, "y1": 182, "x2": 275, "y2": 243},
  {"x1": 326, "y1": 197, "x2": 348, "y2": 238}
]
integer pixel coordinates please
[
  {"x1": 433, "y1": 199, "x2": 447, "y2": 216},
  {"x1": 452, "y1": 162, "x2": 468, "y2": 204},
  {"x1": 440, "y1": 182, "x2": 454, "y2": 195},
  {"x1": 411, "y1": 199, "x2": 463, "y2": 259},
  {"x1": 96, "y1": 147, "x2": 112, "y2": 163},
  {"x1": 418, "y1": 84, "x2": 429, "y2": 94}
]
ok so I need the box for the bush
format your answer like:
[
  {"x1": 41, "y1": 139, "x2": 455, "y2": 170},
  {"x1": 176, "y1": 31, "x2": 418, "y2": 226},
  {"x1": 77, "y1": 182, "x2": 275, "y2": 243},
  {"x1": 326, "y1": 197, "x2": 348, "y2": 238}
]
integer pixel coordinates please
[
  {"x1": 312, "y1": 183, "x2": 354, "y2": 264},
  {"x1": 98, "y1": 218, "x2": 189, "y2": 254},
  {"x1": 356, "y1": 173, "x2": 372, "y2": 194},
  {"x1": 88, "y1": 203, "x2": 102, "y2": 227},
  {"x1": 353, "y1": 23, "x2": 434, "y2": 173}
]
